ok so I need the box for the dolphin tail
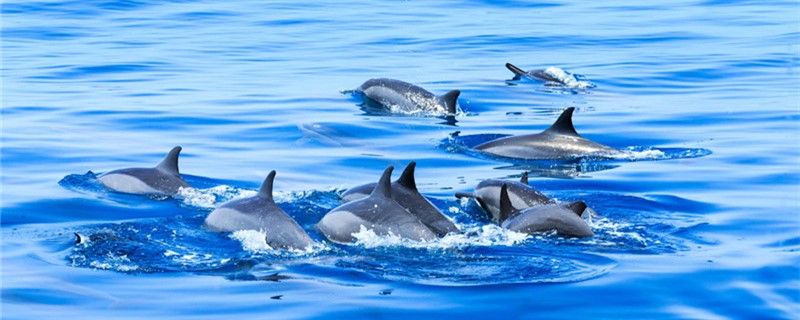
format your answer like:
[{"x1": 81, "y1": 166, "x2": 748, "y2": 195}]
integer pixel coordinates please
[
  {"x1": 565, "y1": 201, "x2": 588, "y2": 217},
  {"x1": 370, "y1": 166, "x2": 394, "y2": 198},
  {"x1": 544, "y1": 107, "x2": 579, "y2": 136},
  {"x1": 157, "y1": 146, "x2": 182, "y2": 174},
  {"x1": 454, "y1": 192, "x2": 475, "y2": 199},
  {"x1": 397, "y1": 161, "x2": 417, "y2": 190},
  {"x1": 499, "y1": 184, "x2": 517, "y2": 223},
  {"x1": 258, "y1": 170, "x2": 276, "y2": 201},
  {"x1": 505, "y1": 63, "x2": 527, "y2": 77},
  {"x1": 440, "y1": 90, "x2": 460, "y2": 114}
]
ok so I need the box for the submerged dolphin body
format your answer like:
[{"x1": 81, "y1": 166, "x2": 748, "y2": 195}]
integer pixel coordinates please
[
  {"x1": 98, "y1": 146, "x2": 189, "y2": 195},
  {"x1": 340, "y1": 162, "x2": 459, "y2": 237},
  {"x1": 474, "y1": 107, "x2": 622, "y2": 160},
  {"x1": 318, "y1": 166, "x2": 437, "y2": 244},
  {"x1": 455, "y1": 172, "x2": 554, "y2": 223},
  {"x1": 357, "y1": 78, "x2": 460, "y2": 114},
  {"x1": 498, "y1": 184, "x2": 593, "y2": 237},
  {"x1": 506, "y1": 63, "x2": 595, "y2": 89},
  {"x1": 204, "y1": 171, "x2": 314, "y2": 250}
]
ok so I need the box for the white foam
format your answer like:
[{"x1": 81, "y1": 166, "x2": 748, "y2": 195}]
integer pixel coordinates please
[
  {"x1": 350, "y1": 224, "x2": 530, "y2": 249},
  {"x1": 175, "y1": 185, "x2": 257, "y2": 209},
  {"x1": 542, "y1": 67, "x2": 595, "y2": 89},
  {"x1": 229, "y1": 229, "x2": 329, "y2": 255}
]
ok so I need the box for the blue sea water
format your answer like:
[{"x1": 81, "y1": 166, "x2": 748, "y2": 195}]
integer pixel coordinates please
[{"x1": 2, "y1": 0, "x2": 799, "y2": 318}]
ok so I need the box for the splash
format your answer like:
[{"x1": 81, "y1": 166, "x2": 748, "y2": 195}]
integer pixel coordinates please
[
  {"x1": 350, "y1": 224, "x2": 529, "y2": 249},
  {"x1": 541, "y1": 67, "x2": 596, "y2": 89}
]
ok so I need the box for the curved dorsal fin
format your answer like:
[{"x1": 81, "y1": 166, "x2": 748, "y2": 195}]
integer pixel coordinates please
[
  {"x1": 499, "y1": 184, "x2": 516, "y2": 223},
  {"x1": 544, "y1": 107, "x2": 579, "y2": 136},
  {"x1": 397, "y1": 161, "x2": 417, "y2": 190},
  {"x1": 440, "y1": 90, "x2": 460, "y2": 114},
  {"x1": 258, "y1": 170, "x2": 276, "y2": 201},
  {"x1": 370, "y1": 166, "x2": 394, "y2": 198},
  {"x1": 520, "y1": 171, "x2": 529, "y2": 184},
  {"x1": 156, "y1": 146, "x2": 182, "y2": 174},
  {"x1": 566, "y1": 201, "x2": 587, "y2": 217}
]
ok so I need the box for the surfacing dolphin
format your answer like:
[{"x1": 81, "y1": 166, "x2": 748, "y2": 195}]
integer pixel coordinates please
[
  {"x1": 98, "y1": 146, "x2": 189, "y2": 195},
  {"x1": 498, "y1": 184, "x2": 593, "y2": 238},
  {"x1": 204, "y1": 171, "x2": 314, "y2": 250},
  {"x1": 318, "y1": 166, "x2": 437, "y2": 244},
  {"x1": 456, "y1": 172, "x2": 554, "y2": 223},
  {"x1": 506, "y1": 63, "x2": 595, "y2": 89},
  {"x1": 340, "y1": 161, "x2": 459, "y2": 237},
  {"x1": 357, "y1": 78, "x2": 460, "y2": 115},
  {"x1": 474, "y1": 107, "x2": 622, "y2": 160}
]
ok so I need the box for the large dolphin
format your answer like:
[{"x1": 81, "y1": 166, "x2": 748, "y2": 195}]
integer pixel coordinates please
[
  {"x1": 98, "y1": 146, "x2": 189, "y2": 195},
  {"x1": 318, "y1": 166, "x2": 437, "y2": 244},
  {"x1": 506, "y1": 63, "x2": 595, "y2": 89},
  {"x1": 357, "y1": 78, "x2": 460, "y2": 114},
  {"x1": 498, "y1": 184, "x2": 593, "y2": 237},
  {"x1": 340, "y1": 161, "x2": 459, "y2": 237},
  {"x1": 455, "y1": 172, "x2": 554, "y2": 223},
  {"x1": 204, "y1": 171, "x2": 314, "y2": 250},
  {"x1": 474, "y1": 107, "x2": 622, "y2": 160}
]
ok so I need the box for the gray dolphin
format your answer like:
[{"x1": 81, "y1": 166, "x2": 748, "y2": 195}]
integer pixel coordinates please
[
  {"x1": 204, "y1": 171, "x2": 314, "y2": 250},
  {"x1": 357, "y1": 78, "x2": 460, "y2": 114},
  {"x1": 455, "y1": 172, "x2": 554, "y2": 223},
  {"x1": 340, "y1": 162, "x2": 459, "y2": 237},
  {"x1": 506, "y1": 63, "x2": 595, "y2": 89},
  {"x1": 474, "y1": 107, "x2": 622, "y2": 160},
  {"x1": 98, "y1": 146, "x2": 189, "y2": 195},
  {"x1": 318, "y1": 166, "x2": 437, "y2": 244},
  {"x1": 498, "y1": 184, "x2": 593, "y2": 237}
]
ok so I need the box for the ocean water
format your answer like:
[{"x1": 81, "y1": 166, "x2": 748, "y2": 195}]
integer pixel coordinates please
[{"x1": 2, "y1": 0, "x2": 799, "y2": 319}]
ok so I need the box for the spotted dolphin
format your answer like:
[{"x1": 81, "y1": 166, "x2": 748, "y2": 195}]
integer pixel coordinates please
[
  {"x1": 318, "y1": 166, "x2": 437, "y2": 244},
  {"x1": 204, "y1": 171, "x2": 314, "y2": 250},
  {"x1": 340, "y1": 161, "x2": 459, "y2": 237},
  {"x1": 498, "y1": 184, "x2": 593, "y2": 237},
  {"x1": 357, "y1": 78, "x2": 460, "y2": 114},
  {"x1": 474, "y1": 107, "x2": 622, "y2": 160},
  {"x1": 98, "y1": 146, "x2": 189, "y2": 195},
  {"x1": 506, "y1": 63, "x2": 595, "y2": 89}
]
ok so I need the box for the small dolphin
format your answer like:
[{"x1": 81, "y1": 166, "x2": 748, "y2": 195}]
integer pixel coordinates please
[
  {"x1": 474, "y1": 107, "x2": 622, "y2": 160},
  {"x1": 498, "y1": 184, "x2": 593, "y2": 237},
  {"x1": 204, "y1": 171, "x2": 314, "y2": 250},
  {"x1": 455, "y1": 172, "x2": 555, "y2": 223},
  {"x1": 357, "y1": 78, "x2": 460, "y2": 114},
  {"x1": 318, "y1": 166, "x2": 437, "y2": 244},
  {"x1": 98, "y1": 146, "x2": 189, "y2": 195},
  {"x1": 506, "y1": 63, "x2": 595, "y2": 89},
  {"x1": 340, "y1": 161, "x2": 459, "y2": 237}
]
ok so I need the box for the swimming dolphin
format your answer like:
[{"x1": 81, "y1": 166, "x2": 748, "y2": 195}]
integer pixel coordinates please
[
  {"x1": 474, "y1": 107, "x2": 622, "y2": 160},
  {"x1": 204, "y1": 171, "x2": 314, "y2": 250},
  {"x1": 340, "y1": 161, "x2": 459, "y2": 237},
  {"x1": 498, "y1": 184, "x2": 593, "y2": 237},
  {"x1": 455, "y1": 172, "x2": 554, "y2": 223},
  {"x1": 506, "y1": 63, "x2": 595, "y2": 89},
  {"x1": 318, "y1": 166, "x2": 437, "y2": 244},
  {"x1": 98, "y1": 146, "x2": 189, "y2": 195},
  {"x1": 357, "y1": 78, "x2": 460, "y2": 114}
]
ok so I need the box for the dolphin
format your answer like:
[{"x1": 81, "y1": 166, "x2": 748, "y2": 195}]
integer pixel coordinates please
[
  {"x1": 98, "y1": 146, "x2": 189, "y2": 195},
  {"x1": 455, "y1": 172, "x2": 555, "y2": 223},
  {"x1": 340, "y1": 161, "x2": 459, "y2": 237},
  {"x1": 318, "y1": 166, "x2": 437, "y2": 244},
  {"x1": 498, "y1": 184, "x2": 593, "y2": 237},
  {"x1": 357, "y1": 78, "x2": 460, "y2": 114},
  {"x1": 506, "y1": 63, "x2": 595, "y2": 89},
  {"x1": 204, "y1": 171, "x2": 314, "y2": 250},
  {"x1": 473, "y1": 107, "x2": 622, "y2": 160}
]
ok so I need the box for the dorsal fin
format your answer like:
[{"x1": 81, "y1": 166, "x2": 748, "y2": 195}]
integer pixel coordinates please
[
  {"x1": 520, "y1": 171, "x2": 529, "y2": 184},
  {"x1": 566, "y1": 201, "x2": 587, "y2": 217},
  {"x1": 544, "y1": 107, "x2": 579, "y2": 136},
  {"x1": 499, "y1": 184, "x2": 516, "y2": 223},
  {"x1": 440, "y1": 90, "x2": 460, "y2": 114},
  {"x1": 258, "y1": 170, "x2": 276, "y2": 201},
  {"x1": 156, "y1": 146, "x2": 182, "y2": 174},
  {"x1": 505, "y1": 63, "x2": 527, "y2": 76},
  {"x1": 370, "y1": 166, "x2": 394, "y2": 198},
  {"x1": 397, "y1": 161, "x2": 417, "y2": 190}
]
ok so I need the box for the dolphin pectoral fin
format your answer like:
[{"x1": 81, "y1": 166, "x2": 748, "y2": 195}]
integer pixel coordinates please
[
  {"x1": 520, "y1": 171, "x2": 529, "y2": 184},
  {"x1": 397, "y1": 161, "x2": 417, "y2": 190},
  {"x1": 565, "y1": 201, "x2": 588, "y2": 217},
  {"x1": 440, "y1": 90, "x2": 460, "y2": 114},
  {"x1": 505, "y1": 63, "x2": 527, "y2": 76},
  {"x1": 370, "y1": 166, "x2": 394, "y2": 199},
  {"x1": 156, "y1": 146, "x2": 182, "y2": 174},
  {"x1": 454, "y1": 192, "x2": 475, "y2": 199},
  {"x1": 258, "y1": 171, "x2": 276, "y2": 202},
  {"x1": 544, "y1": 107, "x2": 579, "y2": 136},
  {"x1": 499, "y1": 184, "x2": 517, "y2": 223}
]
